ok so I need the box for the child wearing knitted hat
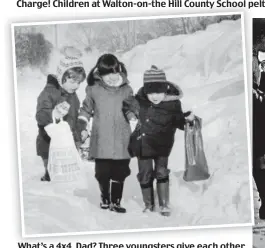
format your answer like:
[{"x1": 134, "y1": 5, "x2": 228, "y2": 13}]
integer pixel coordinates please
[
  {"x1": 36, "y1": 47, "x2": 86, "y2": 182},
  {"x1": 122, "y1": 65, "x2": 194, "y2": 216}
]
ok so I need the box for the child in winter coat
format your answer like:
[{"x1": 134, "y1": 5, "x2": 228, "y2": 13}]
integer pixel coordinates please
[
  {"x1": 78, "y1": 54, "x2": 133, "y2": 213},
  {"x1": 36, "y1": 48, "x2": 86, "y2": 182},
  {"x1": 122, "y1": 65, "x2": 194, "y2": 216}
]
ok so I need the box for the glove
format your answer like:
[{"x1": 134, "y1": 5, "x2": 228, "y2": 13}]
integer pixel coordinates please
[
  {"x1": 127, "y1": 112, "x2": 137, "y2": 122},
  {"x1": 53, "y1": 101, "x2": 70, "y2": 120},
  {"x1": 184, "y1": 111, "x2": 195, "y2": 122},
  {"x1": 77, "y1": 117, "x2": 90, "y2": 141},
  {"x1": 81, "y1": 130, "x2": 89, "y2": 142}
]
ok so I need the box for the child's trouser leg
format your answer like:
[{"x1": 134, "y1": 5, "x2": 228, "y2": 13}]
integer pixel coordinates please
[
  {"x1": 40, "y1": 158, "x2": 50, "y2": 182},
  {"x1": 95, "y1": 159, "x2": 112, "y2": 209},
  {"x1": 154, "y1": 156, "x2": 170, "y2": 216},
  {"x1": 109, "y1": 159, "x2": 131, "y2": 213},
  {"x1": 137, "y1": 158, "x2": 155, "y2": 212}
]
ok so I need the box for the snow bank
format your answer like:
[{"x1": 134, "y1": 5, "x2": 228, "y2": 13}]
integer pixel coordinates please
[{"x1": 121, "y1": 19, "x2": 243, "y2": 91}]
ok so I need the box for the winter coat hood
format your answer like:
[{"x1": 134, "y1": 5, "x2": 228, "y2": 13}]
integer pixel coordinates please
[
  {"x1": 45, "y1": 74, "x2": 77, "y2": 97},
  {"x1": 46, "y1": 74, "x2": 60, "y2": 90}
]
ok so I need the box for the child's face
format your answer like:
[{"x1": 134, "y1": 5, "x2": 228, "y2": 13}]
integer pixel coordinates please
[
  {"x1": 62, "y1": 77, "x2": 82, "y2": 94},
  {"x1": 102, "y1": 73, "x2": 121, "y2": 86},
  {"x1": 147, "y1": 93, "x2": 166, "y2": 104}
]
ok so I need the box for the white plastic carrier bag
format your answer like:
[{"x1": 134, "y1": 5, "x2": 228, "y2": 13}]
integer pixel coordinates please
[{"x1": 45, "y1": 115, "x2": 82, "y2": 182}]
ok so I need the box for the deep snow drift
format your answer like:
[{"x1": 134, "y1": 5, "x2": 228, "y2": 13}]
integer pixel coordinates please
[{"x1": 15, "y1": 19, "x2": 252, "y2": 236}]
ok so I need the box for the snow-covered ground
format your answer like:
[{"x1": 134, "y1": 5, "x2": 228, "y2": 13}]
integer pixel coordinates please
[{"x1": 15, "y1": 19, "x2": 252, "y2": 236}]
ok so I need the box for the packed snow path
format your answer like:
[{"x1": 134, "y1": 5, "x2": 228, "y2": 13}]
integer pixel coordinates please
[{"x1": 17, "y1": 74, "x2": 251, "y2": 235}]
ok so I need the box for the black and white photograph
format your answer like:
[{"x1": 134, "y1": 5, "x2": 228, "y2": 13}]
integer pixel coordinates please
[
  {"x1": 12, "y1": 13, "x2": 253, "y2": 237},
  {"x1": 252, "y1": 18, "x2": 265, "y2": 247}
]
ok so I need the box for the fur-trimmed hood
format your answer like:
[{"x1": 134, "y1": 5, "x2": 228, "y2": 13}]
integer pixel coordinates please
[{"x1": 45, "y1": 74, "x2": 73, "y2": 97}]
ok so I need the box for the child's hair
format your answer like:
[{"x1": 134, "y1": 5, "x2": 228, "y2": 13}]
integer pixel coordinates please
[
  {"x1": 87, "y1": 54, "x2": 127, "y2": 86},
  {"x1": 62, "y1": 67, "x2": 86, "y2": 84}
]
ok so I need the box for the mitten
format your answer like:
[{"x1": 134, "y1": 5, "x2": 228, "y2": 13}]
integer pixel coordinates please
[
  {"x1": 53, "y1": 101, "x2": 70, "y2": 120},
  {"x1": 77, "y1": 118, "x2": 90, "y2": 142},
  {"x1": 184, "y1": 111, "x2": 195, "y2": 124}
]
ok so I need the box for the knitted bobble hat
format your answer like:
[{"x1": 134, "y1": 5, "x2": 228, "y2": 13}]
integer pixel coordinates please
[
  {"x1": 56, "y1": 46, "x2": 84, "y2": 86},
  {"x1": 143, "y1": 65, "x2": 169, "y2": 94}
]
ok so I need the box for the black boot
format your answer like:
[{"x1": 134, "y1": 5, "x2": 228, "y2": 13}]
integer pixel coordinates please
[
  {"x1": 141, "y1": 185, "x2": 155, "y2": 212},
  {"x1": 110, "y1": 180, "x2": 126, "y2": 213},
  {"x1": 99, "y1": 180, "x2": 110, "y2": 210},
  {"x1": 157, "y1": 181, "x2": 170, "y2": 217},
  {"x1": 41, "y1": 159, "x2": 50, "y2": 182},
  {"x1": 41, "y1": 169, "x2": 50, "y2": 182}
]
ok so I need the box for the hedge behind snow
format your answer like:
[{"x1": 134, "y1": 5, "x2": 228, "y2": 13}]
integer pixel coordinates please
[{"x1": 15, "y1": 32, "x2": 53, "y2": 69}]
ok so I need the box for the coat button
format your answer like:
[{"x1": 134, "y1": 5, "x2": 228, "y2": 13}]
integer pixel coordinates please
[
  {"x1": 142, "y1": 133, "x2": 146, "y2": 136},
  {"x1": 146, "y1": 119, "x2": 149, "y2": 122}
]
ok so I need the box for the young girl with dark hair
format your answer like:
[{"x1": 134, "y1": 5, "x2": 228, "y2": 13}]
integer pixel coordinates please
[
  {"x1": 87, "y1": 53, "x2": 127, "y2": 86},
  {"x1": 78, "y1": 54, "x2": 132, "y2": 213}
]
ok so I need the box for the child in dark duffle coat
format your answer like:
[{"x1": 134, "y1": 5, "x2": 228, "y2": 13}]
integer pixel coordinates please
[
  {"x1": 122, "y1": 65, "x2": 195, "y2": 216},
  {"x1": 36, "y1": 48, "x2": 86, "y2": 182},
  {"x1": 77, "y1": 54, "x2": 133, "y2": 213}
]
